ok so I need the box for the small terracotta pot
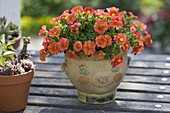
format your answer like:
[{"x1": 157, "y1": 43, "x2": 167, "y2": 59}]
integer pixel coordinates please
[
  {"x1": 0, "y1": 69, "x2": 34, "y2": 112},
  {"x1": 12, "y1": 36, "x2": 21, "y2": 49}
]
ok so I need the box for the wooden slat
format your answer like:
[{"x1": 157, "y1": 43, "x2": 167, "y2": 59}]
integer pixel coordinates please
[
  {"x1": 24, "y1": 106, "x2": 135, "y2": 113},
  {"x1": 31, "y1": 78, "x2": 170, "y2": 94},
  {"x1": 27, "y1": 95, "x2": 170, "y2": 112},
  {"x1": 29, "y1": 87, "x2": 170, "y2": 103}
]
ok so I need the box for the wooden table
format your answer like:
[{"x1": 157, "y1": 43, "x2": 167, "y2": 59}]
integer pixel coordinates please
[{"x1": 3, "y1": 52, "x2": 170, "y2": 113}]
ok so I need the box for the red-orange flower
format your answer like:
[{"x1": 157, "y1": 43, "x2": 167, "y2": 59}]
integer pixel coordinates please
[
  {"x1": 104, "y1": 35, "x2": 112, "y2": 46},
  {"x1": 58, "y1": 38, "x2": 69, "y2": 52},
  {"x1": 95, "y1": 35, "x2": 107, "y2": 48},
  {"x1": 69, "y1": 20, "x2": 81, "y2": 34},
  {"x1": 99, "y1": 50, "x2": 105, "y2": 59},
  {"x1": 133, "y1": 22, "x2": 147, "y2": 31},
  {"x1": 49, "y1": 27, "x2": 61, "y2": 37},
  {"x1": 71, "y1": 6, "x2": 83, "y2": 13},
  {"x1": 74, "y1": 41, "x2": 83, "y2": 52},
  {"x1": 123, "y1": 41, "x2": 130, "y2": 52},
  {"x1": 109, "y1": 16, "x2": 124, "y2": 28},
  {"x1": 66, "y1": 13, "x2": 77, "y2": 24},
  {"x1": 106, "y1": 7, "x2": 119, "y2": 17},
  {"x1": 83, "y1": 41, "x2": 96, "y2": 56},
  {"x1": 67, "y1": 50, "x2": 77, "y2": 59},
  {"x1": 129, "y1": 12, "x2": 138, "y2": 18},
  {"x1": 47, "y1": 42, "x2": 60, "y2": 55},
  {"x1": 94, "y1": 20, "x2": 109, "y2": 34},
  {"x1": 144, "y1": 31, "x2": 153, "y2": 47},
  {"x1": 42, "y1": 36, "x2": 52, "y2": 50},
  {"x1": 114, "y1": 33, "x2": 128, "y2": 45},
  {"x1": 111, "y1": 55, "x2": 123, "y2": 68},
  {"x1": 50, "y1": 17, "x2": 58, "y2": 24},
  {"x1": 39, "y1": 49, "x2": 46, "y2": 61},
  {"x1": 132, "y1": 43, "x2": 144, "y2": 55},
  {"x1": 83, "y1": 7, "x2": 94, "y2": 14},
  {"x1": 39, "y1": 25, "x2": 47, "y2": 36}
]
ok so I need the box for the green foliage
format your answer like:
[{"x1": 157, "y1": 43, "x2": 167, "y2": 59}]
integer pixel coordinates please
[
  {"x1": 0, "y1": 34, "x2": 15, "y2": 66},
  {"x1": 0, "y1": 17, "x2": 19, "y2": 42}
]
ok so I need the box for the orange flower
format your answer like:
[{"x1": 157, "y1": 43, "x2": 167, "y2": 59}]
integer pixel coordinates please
[
  {"x1": 50, "y1": 17, "x2": 58, "y2": 24},
  {"x1": 95, "y1": 35, "x2": 107, "y2": 48},
  {"x1": 83, "y1": 7, "x2": 94, "y2": 14},
  {"x1": 114, "y1": 33, "x2": 128, "y2": 45},
  {"x1": 106, "y1": 7, "x2": 119, "y2": 17},
  {"x1": 47, "y1": 42, "x2": 60, "y2": 55},
  {"x1": 129, "y1": 12, "x2": 138, "y2": 18},
  {"x1": 94, "y1": 20, "x2": 109, "y2": 34},
  {"x1": 67, "y1": 50, "x2": 77, "y2": 59},
  {"x1": 66, "y1": 13, "x2": 77, "y2": 24},
  {"x1": 123, "y1": 41, "x2": 130, "y2": 52},
  {"x1": 39, "y1": 25, "x2": 47, "y2": 36},
  {"x1": 109, "y1": 16, "x2": 124, "y2": 28},
  {"x1": 130, "y1": 28, "x2": 143, "y2": 41},
  {"x1": 144, "y1": 31, "x2": 153, "y2": 47},
  {"x1": 83, "y1": 41, "x2": 96, "y2": 56},
  {"x1": 59, "y1": 38, "x2": 69, "y2": 52},
  {"x1": 69, "y1": 20, "x2": 81, "y2": 34},
  {"x1": 94, "y1": 9, "x2": 109, "y2": 18},
  {"x1": 111, "y1": 55, "x2": 123, "y2": 68},
  {"x1": 49, "y1": 27, "x2": 61, "y2": 37},
  {"x1": 42, "y1": 36, "x2": 52, "y2": 50},
  {"x1": 99, "y1": 50, "x2": 105, "y2": 59},
  {"x1": 104, "y1": 35, "x2": 112, "y2": 46},
  {"x1": 39, "y1": 49, "x2": 46, "y2": 61},
  {"x1": 132, "y1": 43, "x2": 144, "y2": 55},
  {"x1": 71, "y1": 5, "x2": 83, "y2": 13},
  {"x1": 133, "y1": 22, "x2": 147, "y2": 31},
  {"x1": 74, "y1": 41, "x2": 83, "y2": 52}
]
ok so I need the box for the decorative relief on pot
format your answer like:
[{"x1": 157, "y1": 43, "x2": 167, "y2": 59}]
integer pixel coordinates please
[
  {"x1": 113, "y1": 73, "x2": 123, "y2": 82},
  {"x1": 111, "y1": 66, "x2": 119, "y2": 72},
  {"x1": 79, "y1": 76, "x2": 89, "y2": 85},
  {"x1": 92, "y1": 71, "x2": 113, "y2": 87},
  {"x1": 79, "y1": 64, "x2": 89, "y2": 75}
]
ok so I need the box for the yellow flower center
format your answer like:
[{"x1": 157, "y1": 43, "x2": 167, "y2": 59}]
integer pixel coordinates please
[
  {"x1": 99, "y1": 15, "x2": 104, "y2": 18},
  {"x1": 112, "y1": 13, "x2": 115, "y2": 16},
  {"x1": 87, "y1": 10, "x2": 90, "y2": 14},
  {"x1": 88, "y1": 45, "x2": 92, "y2": 49},
  {"x1": 99, "y1": 25, "x2": 103, "y2": 29},
  {"x1": 53, "y1": 31, "x2": 57, "y2": 35},
  {"x1": 63, "y1": 43, "x2": 66, "y2": 47},
  {"x1": 120, "y1": 38, "x2": 124, "y2": 42}
]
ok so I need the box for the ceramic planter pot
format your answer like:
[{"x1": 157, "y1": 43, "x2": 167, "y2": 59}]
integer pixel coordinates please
[
  {"x1": 12, "y1": 36, "x2": 21, "y2": 49},
  {"x1": 0, "y1": 69, "x2": 34, "y2": 112},
  {"x1": 62, "y1": 53, "x2": 130, "y2": 104}
]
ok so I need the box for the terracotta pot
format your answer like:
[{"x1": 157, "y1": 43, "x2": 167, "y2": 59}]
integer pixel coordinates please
[
  {"x1": 62, "y1": 53, "x2": 130, "y2": 104},
  {"x1": 12, "y1": 36, "x2": 21, "y2": 49},
  {"x1": 0, "y1": 69, "x2": 34, "y2": 112}
]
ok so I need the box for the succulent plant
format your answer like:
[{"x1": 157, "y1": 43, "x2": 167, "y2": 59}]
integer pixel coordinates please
[
  {"x1": 0, "y1": 35, "x2": 33, "y2": 76},
  {"x1": 0, "y1": 16, "x2": 19, "y2": 43}
]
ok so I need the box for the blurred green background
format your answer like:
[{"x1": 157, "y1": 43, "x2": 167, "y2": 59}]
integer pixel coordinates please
[{"x1": 21, "y1": 0, "x2": 170, "y2": 54}]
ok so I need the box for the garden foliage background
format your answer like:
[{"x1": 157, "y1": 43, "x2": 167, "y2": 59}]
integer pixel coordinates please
[{"x1": 21, "y1": 0, "x2": 170, "y2": 54}]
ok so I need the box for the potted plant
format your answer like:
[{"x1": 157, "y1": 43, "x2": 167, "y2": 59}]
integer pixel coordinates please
[
  {"x1": 0, "y1": 35, "x2": 34, "y2": 112},
  {"x1": 39, "y1": 6, "x2": 153, "y2": 104},
  {"x1": 0, "y1": 16, "x2": 21, "y2": 49}
]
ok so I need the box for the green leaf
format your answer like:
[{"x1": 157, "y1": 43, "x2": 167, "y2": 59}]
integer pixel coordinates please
[
  {"x1": 0, "y1": 56, "x2": 5, "y2": 66},
  {"x1": 3, "y1": 51, "x2": 15, "y2": 56},
  {"x1": 0, "y1": 44, "x2": 5, "y2": 55},
  {"x1": 0, "y1": 34, "x2": 5, "y2": 44},
  {"x1": 7, "y1": 45, "x2": 15, "y2": 51},
  {"x1": 7, "y1": 40, "x2": 16, "y2": 46}
]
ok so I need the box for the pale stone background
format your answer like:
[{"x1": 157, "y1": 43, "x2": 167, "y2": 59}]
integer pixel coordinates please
[{"x1": 0, "y1": 0, "x2": 20, "y2": 27}]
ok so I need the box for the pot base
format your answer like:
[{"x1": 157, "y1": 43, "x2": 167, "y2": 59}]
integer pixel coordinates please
[{"x1": 78, "y1": 91, "x2": 116, "y2": 104}]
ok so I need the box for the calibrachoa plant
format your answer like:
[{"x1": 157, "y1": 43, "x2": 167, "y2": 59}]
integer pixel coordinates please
[{"x1": 39, "y1": 6, "x2": 153, "y2": 68}]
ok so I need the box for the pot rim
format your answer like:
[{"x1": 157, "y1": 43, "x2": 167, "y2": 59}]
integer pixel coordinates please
[{"x1": 0, "y1": 68, "x2": 34, "y2": 85}]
